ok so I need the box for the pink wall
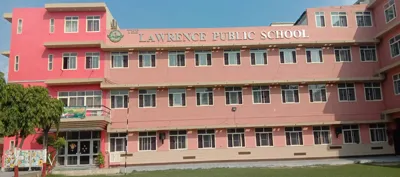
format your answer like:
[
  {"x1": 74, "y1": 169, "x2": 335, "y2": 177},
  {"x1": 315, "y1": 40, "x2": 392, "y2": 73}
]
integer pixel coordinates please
[
  {"x1": 8, "y1": 8, "x2": 106, "y2": 82},
  {"x1": 382, "y1": 67, "x2": 400, "y2": 111},
  {"x1": 372, "y1": 0, "x2": 400, "y2": 35}
]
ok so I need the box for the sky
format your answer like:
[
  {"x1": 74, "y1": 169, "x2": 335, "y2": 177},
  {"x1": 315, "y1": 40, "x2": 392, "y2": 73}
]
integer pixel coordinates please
[{"x1": 0, "y1": 0, "x2": 355, "y2": 80}]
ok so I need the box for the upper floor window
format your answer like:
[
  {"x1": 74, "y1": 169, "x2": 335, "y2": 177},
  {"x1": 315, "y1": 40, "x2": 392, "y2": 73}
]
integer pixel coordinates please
[
  {"x1": 308, "y1": 84, "x2": 327, "y2": 103},
  {"x1": 168, "y1": 51, "x2": 185, "y2": 67},
  {"x1": 281, "y1": 85, "x2": 299, "y2": 103},
  {"x1": 394, "y1": 74, "x2": 400, "y2": 95},
  {"x1": 364, "y1": 82, "x2": 382, "y2": 101},
  {"x1": 111, "y1": 52, "x2": 128, "y2": 68},
  {"x1": 110, "y1": 90, "x2": 129, "y2": 109},
  {"x1": 198, "y1": 129, "x2": 215, "y2": 149},
  {"x1": 48, "y1": 54, "x2": 53, "y2": 71},
  {"x1": 17, "y1": 19, "x2": 22, "y2": 34},
  {"x1": 338, "y1": 83, "x2": 356, "y2": 102},
  {"x1": 49, "y1": 18, "x2": 55, "y2": 33},
  {"x1": 356, "y1": 12, "x2": 373, "y2": 27},
  {"x1": 139, "y1": 132, "x2": 156, "y2": 151},
  {"x1": 360, "y1": 46, "x2": 377, "y2": 62},
  {"x1": 86, "y1": 16, "x2": 100, "y2": 32},
  {"x1": 306, "y1": 48, "x2": 323, "y2": 63},
  {"x1": 138, "y1": 89, "x2": 156, "y2": 108},
  {"x1": 85, "y1": 52, "x2": 100, "y2": 69},
  {"x1": 168, "y1": 88, "x2": 186, "y2": 107},
  {"x1": 58, "y1": 90, "x2": 102, "y2": 109},
  {"x1": 170, "y1": 130, "x2": 187, "y2": 150},
  {"x1": 331, "y1": 12, "x2": 347, "y2": 27},
  {"x1": 313, "y1": 126, "x2": 331, "y2": 145},
  {"x1": 224, "y1": 50, "x2": 241, "y2": 66},
  {"x1": 279, "y1": 48, "x2": 296, "y2": 64},
  {"x1": 62, "y1": 53, "x2": 77, "y2": 70},
  {"x1": 369, "y1": 124, "x2": 387, "y2": 143},
  {"x1": 252, "y1": 86, "x2": 270, "y2": 104},
  {"x1": 385, "y1": 0, "x2": 397, "y2": 23},
  {"x1": 315, "y1": 12, "x2": 325, "y2": 27},
  {"x1": 196, "y1": 88, "x2": 213, "y2": 106},
  {"x1": 227, "y1": 128, "x2": 245, "y2": 148},
  {"x1": 389, "y1": 35, "x2": 400, "y2": 58},
  {"x1": 65, "y1": 16, "x2": 79, "y2": 33},
  {"x1": 195, "y1": 51, "x2": 212, "y2": 66},
  {"x1": 14, "y1": 56, "x2": 19, "y2": 72},
  {"x1": 139, "y1": 52, "x2": 156, "y2": 68},
  {"x1": 285, "y1": 127, "x2": 303, "y2": 146},
  {"x1": 343, "y1": 124, "x2": 360, "y2": 144},
  {"x1": 334, "y1": 47, "x2": 352, "y2": 62},
  {"x1": 225, "y1": 87, "x2": 243, "y2": 105},
  {"x1": 250, "y1": 49, "x2": 267, "y2": 65},
  {"x1": 255, "y1": 128, "x2": 273, "y2": 147}
]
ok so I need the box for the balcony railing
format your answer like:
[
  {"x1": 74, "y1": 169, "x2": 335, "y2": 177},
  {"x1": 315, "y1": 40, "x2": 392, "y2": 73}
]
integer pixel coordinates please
[{"x1": 61, "y1": 105, "x2": 111, "y2": 119}]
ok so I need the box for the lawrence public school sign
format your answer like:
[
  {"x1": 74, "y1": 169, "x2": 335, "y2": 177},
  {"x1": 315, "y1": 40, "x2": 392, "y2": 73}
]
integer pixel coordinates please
[{"x1": 138, "y1": 30, "x2": 309, "y2": 43}]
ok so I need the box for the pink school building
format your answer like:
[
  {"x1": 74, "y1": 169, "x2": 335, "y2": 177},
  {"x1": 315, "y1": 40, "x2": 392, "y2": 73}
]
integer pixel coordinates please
[{"x1": 2, "y1": 0, "x2": 400, "y2": 168}]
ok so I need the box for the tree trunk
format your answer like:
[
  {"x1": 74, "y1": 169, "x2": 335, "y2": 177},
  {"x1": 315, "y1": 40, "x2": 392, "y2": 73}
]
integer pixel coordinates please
[
  {"x1": 41, "y1": 131, "x2": 48, "y2": 177},
  {"x1": 14, "y1": 133, "x2": 19, "y2": 177}
]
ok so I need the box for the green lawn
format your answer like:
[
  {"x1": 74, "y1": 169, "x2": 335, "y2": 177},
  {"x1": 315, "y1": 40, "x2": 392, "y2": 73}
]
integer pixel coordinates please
[{"x1": 49, "y1": 164, "x2": 400, "y2": 177}]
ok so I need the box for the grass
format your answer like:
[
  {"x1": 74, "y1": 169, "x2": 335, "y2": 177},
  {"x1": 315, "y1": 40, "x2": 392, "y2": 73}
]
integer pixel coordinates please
[{"x1": 48, "y1": 164, "x2": 400, "y2": 177}]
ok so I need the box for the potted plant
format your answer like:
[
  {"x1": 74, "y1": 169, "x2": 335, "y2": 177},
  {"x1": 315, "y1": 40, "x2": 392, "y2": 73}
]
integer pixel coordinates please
[{"x1": 97, "y1": 152, "x2": 105, "y2": 168}]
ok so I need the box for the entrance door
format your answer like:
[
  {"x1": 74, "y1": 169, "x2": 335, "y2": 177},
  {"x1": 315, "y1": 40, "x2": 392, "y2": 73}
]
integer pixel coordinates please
[
  {"x1": 67, "y1": 141, "x2": 78, "y2": 165},
  {"x1": 394, "y1": 119, "x2": 400, "y2": 155},
  {"x1": 79, "y1": 141, "x2": 91, "y2": 165}
]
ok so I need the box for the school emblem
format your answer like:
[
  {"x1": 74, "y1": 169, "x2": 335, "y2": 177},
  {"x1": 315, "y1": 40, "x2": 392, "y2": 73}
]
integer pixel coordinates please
[{"x1": 108, "y1": 30, "x2": 124, "y2": 43}]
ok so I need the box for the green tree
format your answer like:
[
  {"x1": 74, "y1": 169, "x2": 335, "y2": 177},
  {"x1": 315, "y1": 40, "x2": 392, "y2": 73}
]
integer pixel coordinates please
[{"x1": 0, "y1": 72, "x2": 5, "y2": 136}]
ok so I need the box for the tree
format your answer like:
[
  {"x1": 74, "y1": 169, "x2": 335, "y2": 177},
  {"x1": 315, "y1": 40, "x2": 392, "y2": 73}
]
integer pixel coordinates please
[{"x1": 0, "y1": 72, "x2": 6, "y2": 136}]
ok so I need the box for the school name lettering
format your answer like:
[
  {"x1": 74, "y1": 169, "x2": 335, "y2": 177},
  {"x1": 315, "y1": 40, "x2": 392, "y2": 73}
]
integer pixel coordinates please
[{"x1": 138, "y1": 30, "x2": 309, "y2": 42}]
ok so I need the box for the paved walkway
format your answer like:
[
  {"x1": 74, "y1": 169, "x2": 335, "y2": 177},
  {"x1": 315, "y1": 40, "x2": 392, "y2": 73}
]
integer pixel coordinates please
[
  {"x1": 120, "y1": 156, "x2": 400, "y2": 172},
  {"x1": 0, "y1": 171, "x2": 40, "y2": 177}
]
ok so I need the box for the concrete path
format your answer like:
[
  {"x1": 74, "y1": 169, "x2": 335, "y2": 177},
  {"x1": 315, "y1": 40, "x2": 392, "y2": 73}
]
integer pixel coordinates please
[
  {"x1": 0, "y1": 171, "x2": 40, "y2": 177},
  {"x1": 120, "y1": 156, "x2": 400, "y2": 172}
]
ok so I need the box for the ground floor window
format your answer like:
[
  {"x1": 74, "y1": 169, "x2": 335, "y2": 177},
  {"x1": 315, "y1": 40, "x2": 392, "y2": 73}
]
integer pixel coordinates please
[
  {"x1": 227, "y1": 128, "x2": 245, "y2": 148},
  {"x1": 198, "y1": 129, "x2": 215, "y2": 148},
  {"x1": 110, "y1": 133, "x2": 127, "y2": 152},
  {"x1": 285, "y1": 127, "x2": 303, "y2": 145},
  {"x1": 343, "y1": 125, "x2": 360, "y2": 144},
  {"x1": 139, "y1": 131, "x2": 157, "y2": 151},
  {"x1": 170, "y1": 130, "x2": 187, "y2": 149},
  {"x1": 313, "y1": 126, "x2": 331, "y2": 145},
  {"x1": 369, "y1": 123, "x2": 387, "y2": 143},
  {"x1": 255, "y1": 128, "x2": 273, "y2": 147}
]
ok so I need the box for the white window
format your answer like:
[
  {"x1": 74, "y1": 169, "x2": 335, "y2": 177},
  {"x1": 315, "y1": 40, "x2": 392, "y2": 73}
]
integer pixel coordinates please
[
  {"x1": 313, "y1": 126, "x2": 331, "y2": 145},
  {"x1": 138, "y1": 89, "x2": 156, "y2": 108},
  {"x1": 64, "y1": 16, "x2": 78, "y2": 33},
  {"x1": 196, "y1": 88, "x2": 213, "y2": 106},
  {"x1": 356, "y1": 12, "x2": 373, "y2": 27},
  {"x1": 169, "y1": 130, "x2": 186, "y2": 150},
  {"x1": 62, "y1": 53, "x2": 77, "y2": 70},
  {"x1": 334, "y1": 47, "x2": 352, "y2": 62},
  {"x1": 225, "y1": 87, "x2": 243, "y2": 105},
  {"x1": 198, "y1": 129, "x2": 215, "y2": 148},
  {"x1": 224, "y1": 50, "x2": 241, "y2": 65},
  {"x1": 111, "y1": 52, "x2": 128, "y2": 68},
  {"x1": 110, "y1": 90, "x2": 129, "y2": 109},
  {"x1": 110, "y1": 133, "x2": 127, "y2": 152},
  {"x1": 48, "y1": 54, "x2": 53, "y2": 71},
  {"x1": 285, "y1": 127, "x2": 303, "y2": 146},
  {"x1": 49, "y1": 18, "x2": 55, "y2": 33},
  {"x1": 255, "y1": 128, "x2": 273, "y2": 147},
  {"x1": 331, "y1": 12, "x2": 348, "y2": 27},
  {"x1": 364, "y1": 83, "x2": 382, "y2": 101},
  {"x1": 86, "y1": 16, "x2": 100, "y2": 32},
  {"x1": 14, "y1": 56, "x2": 19, "y2": 72},
  {"x1": 306, "y1": 48, "x2": 323, "y2": 63},
  {"x1": 17, "y1": 19, "x2": 22, "y2": 34},
  {"x1": 281, "y1": 85, "x2": 299, "y2": 103},
  {"x1": 394, "y1": 74, "x2": 400, "y2": 95},
  {"x1": 280, "y1": 48, "x2": 297, "y2": 64},
  {"x1": 343, "y1": 124, "x2": 360, "y2": 144},
  {"x1": 58, "y1": 91, "x2": 102, "y2": 109},
  {"x1": 338, "y1": 83, "x2": 356, "y2": 102},
  {"x1": 250, "y1": 49, "x2": 267, "y2": 65},
  {"x1": 385, "y1": 0, "x2": 397, "y2": 23},
  {"x1": 195, "y1": 51, "x2": 212, "y2": 66},
  {"x1": 308, "y1": 84, "x2": 327, "y2": 102},
  {"x1": 369, "y1": 124, "x2": 387, "y2": 143},
  {"x1": 168, "y1": 88, "x2": 186, "y2": 107},
  {"x1": 168, "y1": 51, "x2": 185, "y2": 67},
  {"x1": 139, "y1": 132, "x2": 156, "y2": 151},
  {"x1": 227, "y1": 128, "x2": 245, "y2": 148},
  {"x1": 9, "y1": 140, "x2": 15, "y2": 150},
  {"x1": 252, "y1": 86, "x2": 270, "y2": 104},
  {"x1": 390, "y1": 35, "x2": 400, "y2": 58},
  {"x1": 139, "y1": 52, "x2": 156, "y2": 68},
  {"x1": 85, "y1": 52, "x2": 100, "y2": 69},
  {"x1": 360, "y1": 46, "x2": 377, "y2": 62},
  {"x1": 315, "y1": 12, "x2": 325, "y2": 27}
]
